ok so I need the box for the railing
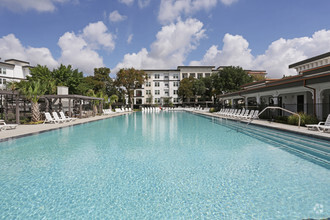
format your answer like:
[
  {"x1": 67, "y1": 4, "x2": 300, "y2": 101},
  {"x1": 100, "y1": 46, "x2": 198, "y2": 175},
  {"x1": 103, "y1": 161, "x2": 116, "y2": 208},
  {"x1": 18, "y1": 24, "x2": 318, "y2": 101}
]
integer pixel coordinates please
[{"x1": 247, "y1": 106, "x2": 301, "y2": 128}]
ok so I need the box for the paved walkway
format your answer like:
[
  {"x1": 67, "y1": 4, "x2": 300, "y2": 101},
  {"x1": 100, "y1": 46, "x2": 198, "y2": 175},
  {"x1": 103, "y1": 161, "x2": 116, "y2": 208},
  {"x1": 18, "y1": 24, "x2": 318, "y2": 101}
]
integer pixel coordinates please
[
  {"x1": 192, "y1": 110, "x2": 330, "y2": 141},
  {"x1": 0, "y1": 112, "x2": 130, "y2": 141}
]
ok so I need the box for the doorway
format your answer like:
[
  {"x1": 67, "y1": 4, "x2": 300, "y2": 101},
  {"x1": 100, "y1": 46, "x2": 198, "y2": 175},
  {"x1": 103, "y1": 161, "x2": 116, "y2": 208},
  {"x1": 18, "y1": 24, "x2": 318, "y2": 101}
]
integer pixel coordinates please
[{"x1": 297, "y1": 95, "x2": 304, "y2": 113}]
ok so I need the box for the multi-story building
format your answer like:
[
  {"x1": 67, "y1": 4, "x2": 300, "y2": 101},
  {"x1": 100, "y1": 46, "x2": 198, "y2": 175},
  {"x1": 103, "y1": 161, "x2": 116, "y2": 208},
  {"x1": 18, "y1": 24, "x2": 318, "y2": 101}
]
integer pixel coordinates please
[
  {"x1": 134, "y1": 66, "x2": 216, "y2": 106},
  {"x1": 0, "y1": 59, "x2": 31, "y2": 89},
  {"x1": 134, "y1": 65, "x2": 267, "y2": 106}
]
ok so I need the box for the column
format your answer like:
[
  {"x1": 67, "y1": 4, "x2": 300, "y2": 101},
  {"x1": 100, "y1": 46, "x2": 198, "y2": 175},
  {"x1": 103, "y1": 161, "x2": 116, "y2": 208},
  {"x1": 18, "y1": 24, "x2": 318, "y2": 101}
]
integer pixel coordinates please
[
  {"x1": 15, "y1": 94, "x2": 20, "y2": 124},
  {"x1": 315, "y1": 88, "x2": 322, "y2": 120},
  {"x1": 68, "y1": 98, "x2": 72, "y2": 117},
  {"x1": 79, "y1": 100, "x2": 83, "y2": 118}
]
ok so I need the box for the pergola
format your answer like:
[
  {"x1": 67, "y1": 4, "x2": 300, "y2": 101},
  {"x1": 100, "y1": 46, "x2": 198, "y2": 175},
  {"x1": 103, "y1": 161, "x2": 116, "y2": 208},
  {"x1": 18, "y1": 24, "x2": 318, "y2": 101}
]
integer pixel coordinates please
[
  {"x1": 42, "y1": 94, "x2": 104, "y2": 119},
  {"x1": 0, "y1": 92, "x2": 104, "y2": 124},
  {"x1": 0, "y1": 90, "x2": 20, "y2": 124}
]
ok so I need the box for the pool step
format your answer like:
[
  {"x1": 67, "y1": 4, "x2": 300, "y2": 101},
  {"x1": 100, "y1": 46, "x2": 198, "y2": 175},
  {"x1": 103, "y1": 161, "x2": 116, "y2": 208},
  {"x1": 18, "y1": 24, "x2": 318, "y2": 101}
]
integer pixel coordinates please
[{"x1": 214, "y1": 118, "x2": 330, "y2": 168}]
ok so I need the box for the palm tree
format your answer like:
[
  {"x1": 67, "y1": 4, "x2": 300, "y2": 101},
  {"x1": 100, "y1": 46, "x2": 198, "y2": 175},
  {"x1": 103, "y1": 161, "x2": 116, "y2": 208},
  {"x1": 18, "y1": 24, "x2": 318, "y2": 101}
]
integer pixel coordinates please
[
  {"x1": 109, "y1": 94, "x2": 118, "y2": 110},
  {"x1": 18, "y1": 80, "x2": 46, "y2": 122}
]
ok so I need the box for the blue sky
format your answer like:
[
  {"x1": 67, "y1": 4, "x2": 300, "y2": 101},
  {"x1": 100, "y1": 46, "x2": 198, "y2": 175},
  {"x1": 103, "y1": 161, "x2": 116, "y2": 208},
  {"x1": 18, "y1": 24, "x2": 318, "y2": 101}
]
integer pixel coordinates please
[{"x1": 0, "y1": 0, "x2": 329, "y2": 78}]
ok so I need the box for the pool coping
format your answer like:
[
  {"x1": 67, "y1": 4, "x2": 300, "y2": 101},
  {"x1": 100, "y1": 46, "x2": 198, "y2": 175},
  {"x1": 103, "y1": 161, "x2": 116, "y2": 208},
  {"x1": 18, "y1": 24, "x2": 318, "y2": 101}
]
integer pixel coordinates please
[
  {"x1": 0, "y1": 112, "x2": 131, "y2": 143},
  {"x1": 190, "y1": 110, "x2": 330, "y2": 142}
]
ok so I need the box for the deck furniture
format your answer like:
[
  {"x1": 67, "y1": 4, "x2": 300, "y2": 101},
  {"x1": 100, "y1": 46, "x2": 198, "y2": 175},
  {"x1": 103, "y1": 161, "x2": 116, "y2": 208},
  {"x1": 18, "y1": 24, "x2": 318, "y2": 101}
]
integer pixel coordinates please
[
  {"x1": 306, "y1": 114, "x2": 330, "y2": 132},
  {"x1": 52, "y1": 112, "x2": 66, "y2": 123},
  {"x1": 44, "y1": 112, "x2": 58, "y2": 124},
  {"x1": 59, "y1": 112, "x2": 76, "y2": 122},
  {"x1": 0, "y1": 120, "x2": 18, "y2": 130}
]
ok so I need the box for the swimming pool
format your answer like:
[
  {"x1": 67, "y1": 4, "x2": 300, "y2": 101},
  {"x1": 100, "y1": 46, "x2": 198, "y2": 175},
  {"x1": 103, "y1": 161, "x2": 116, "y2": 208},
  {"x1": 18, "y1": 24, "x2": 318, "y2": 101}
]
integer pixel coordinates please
[{"x1": 0, "y1": 112, "x2": 329, "y2": 219}]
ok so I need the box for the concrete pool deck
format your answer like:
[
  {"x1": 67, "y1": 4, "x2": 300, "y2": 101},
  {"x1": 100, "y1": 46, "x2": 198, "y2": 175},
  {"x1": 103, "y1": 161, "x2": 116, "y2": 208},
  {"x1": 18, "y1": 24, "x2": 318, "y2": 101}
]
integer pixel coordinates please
[
  {"x1": 191, "y1": 110, "x2": 330, "y2": 141},
  {"x1": 0, "y1": 112, "x2": 130, "y2": 141}
]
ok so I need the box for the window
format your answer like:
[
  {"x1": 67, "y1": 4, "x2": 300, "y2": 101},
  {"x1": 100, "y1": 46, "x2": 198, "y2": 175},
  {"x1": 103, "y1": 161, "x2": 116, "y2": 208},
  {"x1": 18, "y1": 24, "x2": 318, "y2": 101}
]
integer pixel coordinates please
[
  {"x1": 164, "y1": 75, "x2": 169, "y2": 79},
  {"x1": 155, "y1": 74, "x2": 160, "y2": 79},
  {"x1": 164, "y1": 83, "x2": 169, "y2": 87},
  {"x1": 155, "y1": 82, "x2": 160, "y2": 87},
  {"x1": 182, "y1": 73, "x2": 188, "y2": 79},
  {"x1": 173, "y1": 74, "x2": 179, "y2": 79},
  {"x1": 145, "y1": 82, "x2": 151, "y2": 87},
  {"x1": 190, "y1": 73, "x2": 195, "y2": 78},
  {"x1": 173, "y1": 81, "x2": 179, "y2": 87},
  {"x1": 173, "y1": 98, "x2": 179, "y2": 103},
  {"x1": 197, "y1": 73, "x2": 203, "y2": 79},
  {"x1": 146, "y1": 90, "x2": 151, "y2": 95},
  {"x1": 155, "y1": 90, "x2": 160, "y2": 95},
  {"x1": 0, "y1": 78, "x2": 6, "y2": 84},
  {"x1": 154, "y1": 98, "x2": 160, "y2": 103},
  {"x1": 147, "y1": 74, "x2": 151, "y2": 79},
  {"x1": 0, "y1": 68, "x2": 6, "y2": 75},
  {"x1": 164, "y1": 91, "x2": 169, "y2": 96},
  {"x1": 173, "y1": 90, "x2": 178, "y2": 95},
  {"x1": 205, "y1": 73, "x2": 211, "y2": 77}
]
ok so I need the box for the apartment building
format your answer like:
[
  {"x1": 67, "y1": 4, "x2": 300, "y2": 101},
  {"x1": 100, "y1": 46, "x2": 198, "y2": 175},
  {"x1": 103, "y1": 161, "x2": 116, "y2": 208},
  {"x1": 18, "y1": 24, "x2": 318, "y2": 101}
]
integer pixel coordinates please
[
  {"x1": 0, "y1": 59, "x2": 31, "y2": 89},
  {"x1": 134, "y1": 66, "x2": 216, "y2": 106},
  {"x1": 134, "y1": 65, "x2": 267, "y2": 106}
]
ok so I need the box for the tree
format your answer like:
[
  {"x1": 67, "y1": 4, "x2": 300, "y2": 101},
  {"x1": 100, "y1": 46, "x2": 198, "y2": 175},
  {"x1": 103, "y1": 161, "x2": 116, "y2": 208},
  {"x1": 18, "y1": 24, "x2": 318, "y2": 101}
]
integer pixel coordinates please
[
  {"x1": 52, "y1": 64, "x2": 84, "y2": 94},
  {"x1": 214, "y1": 66, "x2": 253, "y2": 94},
  {"x1": 115, "y1": 68, "x2": 146, "y2": 109},
  {"x1": 18, "y1": 80, "x2": 46, "y2": 122},
  {"x1": 27, "y1": 65, "x2": 56, "y2": 95},
  {"x1": 109, "y1": 94, "x2": 119, "y2": 110},
  {"x1": 178, "y1": 76, "x2": 194, "y2": 103},
  {"x1": 201, "y1": 76, "x2": 214, "y2": 102},
  {"x1": 192, "y1": 79, "x2": 206, "y2": 97}
]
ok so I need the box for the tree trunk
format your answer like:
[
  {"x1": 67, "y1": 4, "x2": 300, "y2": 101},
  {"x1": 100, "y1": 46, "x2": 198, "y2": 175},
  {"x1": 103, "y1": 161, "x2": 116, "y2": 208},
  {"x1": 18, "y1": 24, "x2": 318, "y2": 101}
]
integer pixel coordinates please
[{"x1": 31, "y1": 101, "x2": 40, "y2": 122}]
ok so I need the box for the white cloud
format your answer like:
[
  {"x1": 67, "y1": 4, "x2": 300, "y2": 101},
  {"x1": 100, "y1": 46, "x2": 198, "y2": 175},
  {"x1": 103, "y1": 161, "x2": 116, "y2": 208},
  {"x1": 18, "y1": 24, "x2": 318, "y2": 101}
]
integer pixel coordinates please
[
  {"x1": 138, "y1": 0, "x2": 151, "y2": 8},
  {"x1": 127, "y1": 34, "x2": 133, "y2": 44},
  {"x1": 82, "y1": 21, "x2": 115, "y2": 51},
  {"x1": 0, "y1": 34, "x2": 58, "y2": 68},
  {"x1": 109, "y1": 10, "x2": 127, "y2": 23},
  {"x1": 58, "y1": 32, "x2": 104, "y2": 75},
  {"x1": 190, "y1": 33, "x2": 254, "y2": 68},
  {"x1": 114, "y1": 18, "x2": 205, "y2": 73},
  {"x1": 57, "y1": 21, "x2": 115, "y2": 74},
  {"x1": 0, "y1": 21, "x2": 114, "y2": 75},
  {"x1": 158, "y1": 0, "x2": 218, "y2": 24},
  {"x1": 220, "y1": 0, "x2": 238, "y2": 6},
  {"x1": 190, "y1": 29, "x2": 330, "y2": 78},
  {"x1": 118, "y1": 0, "x2": 134, "y2": 6},
  {"x1": 0, "y1": 0, "x2": 75, "y2": 12}
]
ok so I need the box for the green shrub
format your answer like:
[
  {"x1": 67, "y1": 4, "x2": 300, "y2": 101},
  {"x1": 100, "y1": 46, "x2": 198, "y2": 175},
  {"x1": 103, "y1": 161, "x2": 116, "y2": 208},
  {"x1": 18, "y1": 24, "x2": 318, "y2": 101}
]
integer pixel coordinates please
[
  {"x1": 209, "y1": 108, "x2": 216, "y2": 113},
  {"x1": 274, "y1": 116, "x2": 288, "y2": 124},
  {"x1": 288, "y1": 112, "x2": 318, "y2": 126}
]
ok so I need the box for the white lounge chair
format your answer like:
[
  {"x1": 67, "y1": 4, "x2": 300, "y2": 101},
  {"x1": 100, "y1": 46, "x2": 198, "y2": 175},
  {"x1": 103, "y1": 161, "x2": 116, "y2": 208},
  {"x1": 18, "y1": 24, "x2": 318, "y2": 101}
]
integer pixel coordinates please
[
  {"x1": 44, "y1": 112, "x2": 57, "y2": 124},
  {"x1": 234, "y1": 109, "x2": 246, "y2": 118},
  {"x1": 59, "y1": 111, "x2": 76, "y2": 122},
  {"x1": 0, "y1": 120, "x2": 18, "y2": 130},
  {"x1": 52, "y1": 112, "x2": 66, "y2": 123},
  {"x1": 232, "y1": 109, "x2": 241, "y2": 118},
  {"x1": 227, "y1": 109, "x2": 238, "y2": 117},
  {"x1": 242, "y1": 110, "x2": 254, "y2": 120},
  {"x1": 248, "y1": 110, "x2": 259, "y2": 120},
  {"x1": 306, "y1": 114, "x2": 330, "y2": 132}
]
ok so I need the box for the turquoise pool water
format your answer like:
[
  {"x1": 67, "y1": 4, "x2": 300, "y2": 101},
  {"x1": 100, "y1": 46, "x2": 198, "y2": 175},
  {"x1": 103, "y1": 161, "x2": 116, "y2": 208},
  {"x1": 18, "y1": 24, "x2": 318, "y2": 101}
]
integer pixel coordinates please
[{"x1": 0, "y1": 112, "x2": 329, "y2": 219}]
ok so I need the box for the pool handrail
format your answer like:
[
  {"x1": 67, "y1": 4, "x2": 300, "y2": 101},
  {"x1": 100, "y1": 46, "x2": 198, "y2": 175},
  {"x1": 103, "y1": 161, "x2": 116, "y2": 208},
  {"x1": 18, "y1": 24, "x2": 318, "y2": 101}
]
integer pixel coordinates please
[{"x1": 247, "y1": 106, "x2": 301, "y2": 128}]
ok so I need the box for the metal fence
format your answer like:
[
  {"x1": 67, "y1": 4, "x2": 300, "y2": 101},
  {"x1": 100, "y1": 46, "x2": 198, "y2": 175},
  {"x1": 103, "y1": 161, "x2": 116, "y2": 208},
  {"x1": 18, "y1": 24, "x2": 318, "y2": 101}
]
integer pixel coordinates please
[{"x1": 218, "y1": 103, "x2": 330, "y2": 121}]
